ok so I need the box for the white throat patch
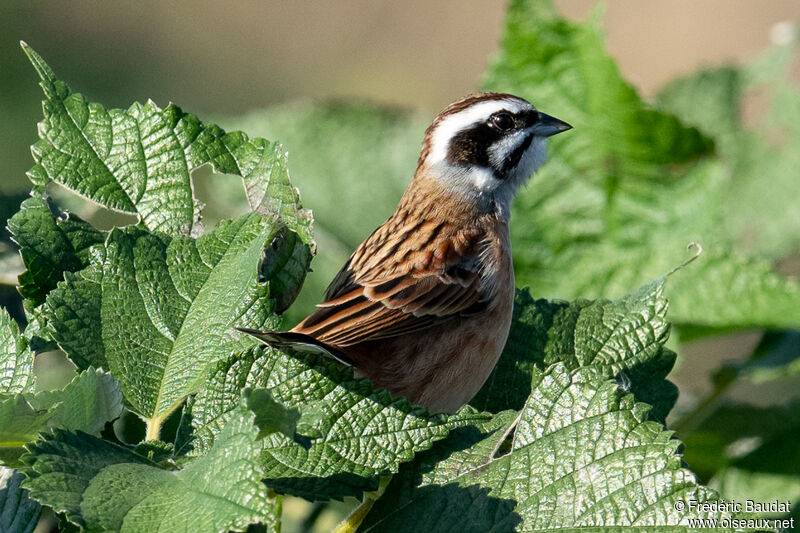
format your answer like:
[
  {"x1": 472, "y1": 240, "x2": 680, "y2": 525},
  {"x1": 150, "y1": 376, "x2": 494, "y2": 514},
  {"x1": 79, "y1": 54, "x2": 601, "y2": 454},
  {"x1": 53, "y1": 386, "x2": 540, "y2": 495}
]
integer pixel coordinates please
[{"x1": 425, "y1": 95, "x2": 551, "y2": 220}]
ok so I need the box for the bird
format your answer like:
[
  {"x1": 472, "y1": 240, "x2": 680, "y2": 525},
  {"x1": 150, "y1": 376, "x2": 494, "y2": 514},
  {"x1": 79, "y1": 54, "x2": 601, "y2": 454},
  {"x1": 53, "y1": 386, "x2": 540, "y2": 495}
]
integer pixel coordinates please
[{"x1": 239, "y1": 92, "x2": 571, "y2": 413}]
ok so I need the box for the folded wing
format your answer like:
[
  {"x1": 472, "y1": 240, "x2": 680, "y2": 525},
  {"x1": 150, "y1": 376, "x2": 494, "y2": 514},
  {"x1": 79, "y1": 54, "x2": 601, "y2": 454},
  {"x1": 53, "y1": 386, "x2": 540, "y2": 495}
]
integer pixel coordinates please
[{"x1": 292, "y1": 216, "x2": 490, "y2": 347}]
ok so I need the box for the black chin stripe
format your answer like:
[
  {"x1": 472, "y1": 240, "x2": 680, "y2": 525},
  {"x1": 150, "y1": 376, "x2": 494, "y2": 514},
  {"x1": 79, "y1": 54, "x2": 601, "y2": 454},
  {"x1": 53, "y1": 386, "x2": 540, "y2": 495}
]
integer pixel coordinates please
[{"x1": 500, "y1": 133, "x2": 534, "y2": 175}]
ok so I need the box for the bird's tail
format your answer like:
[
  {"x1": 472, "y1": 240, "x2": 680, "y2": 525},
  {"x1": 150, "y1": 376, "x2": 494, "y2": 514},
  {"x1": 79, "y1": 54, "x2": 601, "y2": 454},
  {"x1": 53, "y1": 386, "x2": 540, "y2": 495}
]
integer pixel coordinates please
[{"x1": 235, "y1": 328, "x2": 353, "y2": 366}]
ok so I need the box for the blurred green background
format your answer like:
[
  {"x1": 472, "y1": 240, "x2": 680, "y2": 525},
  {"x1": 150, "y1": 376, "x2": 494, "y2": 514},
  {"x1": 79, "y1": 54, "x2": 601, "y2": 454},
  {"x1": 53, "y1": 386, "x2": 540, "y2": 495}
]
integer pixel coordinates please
[{"x1": 3, "y1": 1, "x2": 800, "y2": 531}]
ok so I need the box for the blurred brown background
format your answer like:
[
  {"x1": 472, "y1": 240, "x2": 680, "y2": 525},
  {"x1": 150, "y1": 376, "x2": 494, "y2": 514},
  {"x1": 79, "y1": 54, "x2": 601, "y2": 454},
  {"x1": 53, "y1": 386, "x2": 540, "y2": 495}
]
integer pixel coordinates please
[{"x1": 3, "y1": 0, "x2": 800, "y2": 194}]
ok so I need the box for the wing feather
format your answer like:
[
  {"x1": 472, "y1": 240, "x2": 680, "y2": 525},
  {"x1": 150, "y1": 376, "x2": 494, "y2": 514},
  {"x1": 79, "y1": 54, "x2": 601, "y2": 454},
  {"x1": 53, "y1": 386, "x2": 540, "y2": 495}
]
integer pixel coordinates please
[{"x1": 293, "y1": 214, "x2": 493, "y2": 347}]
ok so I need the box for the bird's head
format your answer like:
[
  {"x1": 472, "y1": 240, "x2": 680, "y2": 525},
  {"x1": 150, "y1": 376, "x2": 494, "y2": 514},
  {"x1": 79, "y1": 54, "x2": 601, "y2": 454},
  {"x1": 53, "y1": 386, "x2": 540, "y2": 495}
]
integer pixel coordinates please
[{"x1": 417, "y1": 92, "x2": 571, "y2": 217}]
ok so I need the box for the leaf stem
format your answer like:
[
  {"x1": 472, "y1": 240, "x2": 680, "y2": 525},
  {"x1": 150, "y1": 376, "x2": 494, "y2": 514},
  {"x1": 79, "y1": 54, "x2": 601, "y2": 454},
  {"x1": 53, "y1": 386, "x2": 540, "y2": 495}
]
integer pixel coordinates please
[
  {"x1": 145, "y1": 416, "x2": 162, "y2": 441},
  {"x1": 333, "y1": 475, "x2": 392, "y2": 533},
  {"x1": 274, "y1": 494, "x2": 282, "y2": 533}
]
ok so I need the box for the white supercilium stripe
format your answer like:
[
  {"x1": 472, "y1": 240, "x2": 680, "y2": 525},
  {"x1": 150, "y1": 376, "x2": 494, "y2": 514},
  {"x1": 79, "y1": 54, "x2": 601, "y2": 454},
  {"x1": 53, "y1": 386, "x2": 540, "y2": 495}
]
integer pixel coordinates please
[{"x1": 428, "y1": 98, "x2": 531, "y2": 164}]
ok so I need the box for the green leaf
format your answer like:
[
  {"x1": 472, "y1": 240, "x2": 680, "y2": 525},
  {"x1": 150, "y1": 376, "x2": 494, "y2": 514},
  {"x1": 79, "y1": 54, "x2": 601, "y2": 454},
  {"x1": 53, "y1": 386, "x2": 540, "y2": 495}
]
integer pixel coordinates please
[
  {"x1": 22, "y1": 405, "x2": 277, "y2": 532},
  {"x1": 258, "y1": 225, "x2": 313, "y2": 315},
  {"x1": 472, "y1": 278, "x2": 677, "y2": 421},
  {"x1": 485, "y1": 0, "x2": 712, "y2": 175},
  {"x1": 711, "y1": 469, "x2": 800, "y2": 520},
  {"x1": 0, "y1": 396, "x2": 54, "y2": 465},
  {"x1": 8, "y1": 195, "x2": 104, "y2": 308},
  {"x1": 658, "y1": 67, "x2": 742, "y2": 144},
  {"x1": 29, "y1": 367, "x2": 123, "y2": 435},
  {"x1": 666, "y1": 248, "x2": 800, "y2": 328},
  {"x1": 42, "y1": 261, "x2": 105, "y2": 371},
  {"x1": 218, "y1": 102, "x2": 426, "y2": 322},
  {"x1": 0, "y1": 466, "x2": 41, "y2": 533},
  {"x1": 22, "y1": 43, "x2": 312, "y2": 245},
  {"x1": 0, "y1": 306, "x2": 34, "y2": 396},
  {"x1": 21, "y1": 430, "x2": 152, "y2": 528},
  {"x1": 659, "y1": 41, "x2": 800, "y2": 260},
  {"x1": 43, "y1": 213, "x2": 298, "y2": 427},
  {"x1": 363, "y1": 365, "x2": 731, "y2": 532},
  {"x1": 24, "y1": 41, "x2": 196, "y2": 235},
  {"x1": 0, "y1": 368, "x2": 122, "y2": 465},
  {"x1": 480, "y1": 0, "x2": 800, "y2": 331},
  {"x1": 188, "y1": 346, "x2": 489, "y2": 500}
]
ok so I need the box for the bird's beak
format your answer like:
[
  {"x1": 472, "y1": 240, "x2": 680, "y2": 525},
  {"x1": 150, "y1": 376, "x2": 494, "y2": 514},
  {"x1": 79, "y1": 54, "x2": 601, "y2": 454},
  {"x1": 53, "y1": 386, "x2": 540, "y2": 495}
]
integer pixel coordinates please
[{"x1": 532, "y1": 112, "x2": 572, "y2": 137}]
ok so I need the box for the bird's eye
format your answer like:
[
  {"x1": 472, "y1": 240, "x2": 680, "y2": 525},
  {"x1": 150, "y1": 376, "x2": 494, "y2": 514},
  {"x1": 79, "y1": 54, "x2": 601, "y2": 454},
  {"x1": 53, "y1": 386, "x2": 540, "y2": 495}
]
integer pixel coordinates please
[{"x1": 491, "y1": 112, "x2": 514, "y2": 131}]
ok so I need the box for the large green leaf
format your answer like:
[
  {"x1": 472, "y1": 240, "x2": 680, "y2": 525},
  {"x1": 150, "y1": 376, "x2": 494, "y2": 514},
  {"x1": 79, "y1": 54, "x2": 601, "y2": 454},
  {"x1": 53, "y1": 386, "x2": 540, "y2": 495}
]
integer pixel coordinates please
[
  {"x1": 43, "y1": 214, "x2": 298, "y2": 428},
  {"x1": 0, "y1": 306, "x2": 34, "y2": 396},
  {"x1": 22, "y1": 42, "x2": 312, "y2": 245},
  {"x1": 0, "y1": 466, "x2": 40, "y2": 533},
  {"x1": 487, "y1": 2, "x2": 711, "y2": 174},
  {"x1": 22, "y1": 404, "x2": 277, "y2": 532},
  {"x1": 8, "y1": 195, "x2": 104, "y2": 308},
  {"x1": 19, "y1": 47, "x2": 317, "y2": 432},
  {"x1": 363, "y1": 365, "x2": 732, "y2": 532},
  {"x1": 187, "y1": 346, "x2": 489, "y2": 501},
  {"x1": 483, "y1": 0, "x2": 800, "y2": 330},
  {"x1": 472, "y1": 278, "x2": 677, "y2": 421},
  {"x1": 24, "y1": 41, "x2": 196, "y2": 236},
  {"x1": 23, "y1": 430, "x2": 151, "y2": 529}
]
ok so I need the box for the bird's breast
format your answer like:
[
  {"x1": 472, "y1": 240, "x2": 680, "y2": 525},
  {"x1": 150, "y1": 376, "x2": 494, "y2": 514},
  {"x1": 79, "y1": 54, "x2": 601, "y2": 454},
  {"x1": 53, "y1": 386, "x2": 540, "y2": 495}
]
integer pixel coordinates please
[{"x1": 350, "y1": 221, "x2": 515, "y2": 413}]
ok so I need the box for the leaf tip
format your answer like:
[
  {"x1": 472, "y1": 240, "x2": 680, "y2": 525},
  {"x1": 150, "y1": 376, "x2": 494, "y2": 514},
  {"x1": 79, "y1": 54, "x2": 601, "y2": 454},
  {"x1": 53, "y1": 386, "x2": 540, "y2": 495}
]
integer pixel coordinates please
[{"x1": 20, "y1": 42, "x2": 55, "y2": 86}]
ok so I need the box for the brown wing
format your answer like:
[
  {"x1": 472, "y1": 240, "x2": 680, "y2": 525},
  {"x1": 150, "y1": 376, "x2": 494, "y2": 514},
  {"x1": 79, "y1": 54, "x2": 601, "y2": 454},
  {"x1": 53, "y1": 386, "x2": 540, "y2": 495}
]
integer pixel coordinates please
[{"x1": 292, "y1": 215, "x2": 491, "y2": 347}]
